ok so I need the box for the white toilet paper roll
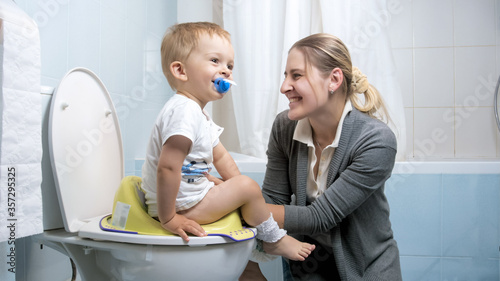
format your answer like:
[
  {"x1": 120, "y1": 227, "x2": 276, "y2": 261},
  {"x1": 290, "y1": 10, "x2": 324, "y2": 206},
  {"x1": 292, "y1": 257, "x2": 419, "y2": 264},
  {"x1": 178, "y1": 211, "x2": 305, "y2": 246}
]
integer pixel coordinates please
[{"x1": 0, "y1": 0, "x2": 43, "y2": 242}]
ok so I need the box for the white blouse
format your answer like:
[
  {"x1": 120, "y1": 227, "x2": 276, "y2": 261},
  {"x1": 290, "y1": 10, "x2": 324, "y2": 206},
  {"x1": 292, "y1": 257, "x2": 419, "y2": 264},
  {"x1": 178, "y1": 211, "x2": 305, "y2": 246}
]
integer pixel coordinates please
[{"x1": 293, "y1": 100, "x2": 353, "y2": 202}]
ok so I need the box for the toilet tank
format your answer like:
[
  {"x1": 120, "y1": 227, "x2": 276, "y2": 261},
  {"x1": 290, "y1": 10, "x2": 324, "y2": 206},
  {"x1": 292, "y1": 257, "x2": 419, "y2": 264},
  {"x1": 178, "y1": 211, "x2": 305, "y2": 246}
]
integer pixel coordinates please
[{"x1": 40, "y1": 86, "x2": 64, "y2": 230}]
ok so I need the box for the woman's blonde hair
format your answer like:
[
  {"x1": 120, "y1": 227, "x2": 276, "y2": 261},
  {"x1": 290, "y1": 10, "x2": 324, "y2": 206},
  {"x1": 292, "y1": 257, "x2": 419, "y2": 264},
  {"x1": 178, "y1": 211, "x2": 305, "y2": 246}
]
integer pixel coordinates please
[
  {"x1": 290, "y1": 33, "x2": 390, "y2": 123},
  {"x1": 161, "y1": 22, "x2": 231, "y2": 90}
]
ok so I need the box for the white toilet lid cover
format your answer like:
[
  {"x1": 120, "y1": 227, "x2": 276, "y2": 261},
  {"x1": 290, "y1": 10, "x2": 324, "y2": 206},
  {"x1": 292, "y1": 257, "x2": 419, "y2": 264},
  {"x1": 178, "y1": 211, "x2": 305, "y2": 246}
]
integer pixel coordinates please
[{"x1": 49, "y1": 68, "x2": 124, "y2": 233}]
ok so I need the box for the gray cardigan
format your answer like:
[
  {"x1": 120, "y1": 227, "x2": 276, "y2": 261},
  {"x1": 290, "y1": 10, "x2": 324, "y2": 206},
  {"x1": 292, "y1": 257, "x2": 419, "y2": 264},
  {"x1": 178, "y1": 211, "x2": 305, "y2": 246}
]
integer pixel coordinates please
[{"x1": 262, "y1": 108, "x2": 402, "y2": 281}]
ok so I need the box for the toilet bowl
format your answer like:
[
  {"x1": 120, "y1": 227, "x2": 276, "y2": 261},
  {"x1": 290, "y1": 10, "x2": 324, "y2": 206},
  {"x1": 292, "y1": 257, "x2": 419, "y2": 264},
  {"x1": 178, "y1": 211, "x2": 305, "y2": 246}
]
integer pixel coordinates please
[{"x1": 37, "y1": 67, "x2": 256, "y2": 281}]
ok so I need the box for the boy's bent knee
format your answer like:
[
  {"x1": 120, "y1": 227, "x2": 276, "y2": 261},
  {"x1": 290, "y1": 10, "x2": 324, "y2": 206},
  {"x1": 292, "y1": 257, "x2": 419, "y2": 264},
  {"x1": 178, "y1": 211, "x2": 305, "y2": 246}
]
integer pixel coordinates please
[
  {"x1": 234, "y1": 175, "x2": 258, "y2": 186},
  {"x1": 234, "y1": 175, "x2": 262, "y2": 196}
]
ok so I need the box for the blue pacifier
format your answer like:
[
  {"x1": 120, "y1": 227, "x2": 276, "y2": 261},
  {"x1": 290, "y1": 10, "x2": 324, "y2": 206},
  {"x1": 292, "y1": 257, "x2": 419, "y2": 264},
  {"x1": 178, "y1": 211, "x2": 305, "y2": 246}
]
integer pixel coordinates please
[{"x1": 214, "y1": 78, "x2": 236, "y2": 94}]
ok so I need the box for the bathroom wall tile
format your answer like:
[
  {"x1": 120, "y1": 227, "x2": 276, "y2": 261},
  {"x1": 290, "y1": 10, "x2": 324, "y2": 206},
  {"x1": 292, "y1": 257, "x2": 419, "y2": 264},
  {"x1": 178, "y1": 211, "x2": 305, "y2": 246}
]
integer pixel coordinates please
[
  {"x1": 497, "y1": 41, "x2": 500, "y2": 158},
  {"x1": 124, "y1": 20, "x2": 146, "y2": 100},
  {"x1": 442, "y1": 174, "x2": 500, "y2": 258},
  {"x1": 147, "y1": 0, "x2": 177, "y2": 38},
  {"x1": 498, "y1": 2, "x2": 500, "y2": 54},
  {"x1": 124, "y1": 102, "x2": 148, "y2": 162},
  {"x1": 404, "y1": 107, "x2": 414, "y2": 159},
  {"x1": 40, "y1": 76, "x2": 60, "y2": 89},
  {"x1": 385, "y1": 174, "x2": 442, "y2": 256},
  {"x1": 144, "y1": 48, "x2": 172, "y2": 101},
  {"x1": 497, "y1": 43, "x2": 500, "y2": 78},
  {"x1": 135, "y1": 159, "x2": 145, "y2": 171},
  {"x1": 121, "y1": 99, "x2": 138, "y2": 176},
  {"x1": 455, "y1": 107, "x2": 497, "y2": 158},
  {"x1": 146, "y1": 51, "x2": 165, "y2": 83},
  {"x1": 392, "y1": 48, "x2": 413, "y2": 108},
  {"x1": 141, "y1": 83, "x2": 172, "y2": 110},
  {"x1": 454, "y1": 0, "x2": 496, "y2": 46},
  {"x1": 31, "y1": 0, "x2": 69, "y2": 82},
  {"x1": 414, "y1": 48, "x2": 454, "y2": 108},
  {"x1": 67, "y1": 1, "x2": 100, "y2": 73},
  {"x1": 13, "y1": 0, "x2": 27, "y2": 10},
  {"x1": 141, "y1": 104, "x2": 165, "y2": 128},
  {"x1": 127, "y1": 0, "x2": 148, "y2": 29},
  {"x1": 442, "y1": 257, "x2": 499, "y2": 280},
  {"x1": 413, "y1": 0, "x2": 453, "y2": 48},
  {"x1": 455, "y1": 46, "x2": 496, "y2": 107},
  {"x1": 497, "y1": 128, "x2": 500, "y2": 157},
  {"x1": 132, "y1": 109, "x2": 154, "y2": 159},
  {"x1": 100, "y1": 6, "x2": 127, "y2": 95},
  {"x1": 100, "y1": 0, "x2": 126, "y2": 18},
  {"x1": 399, "y1": 256, "x2": 441, "y2": 281},
  {"x1": 145, "y1": 31, "x2": 163, "y2": 52},
  {"x1": 388, "y1": 0, "x2": 412, "y2": 49},
  {"x1": 414, "y1": 108, "x2": 455, "y2": 158},
  {"x1": 124, "y1": 157, "x2": 135, "y2": 176}
]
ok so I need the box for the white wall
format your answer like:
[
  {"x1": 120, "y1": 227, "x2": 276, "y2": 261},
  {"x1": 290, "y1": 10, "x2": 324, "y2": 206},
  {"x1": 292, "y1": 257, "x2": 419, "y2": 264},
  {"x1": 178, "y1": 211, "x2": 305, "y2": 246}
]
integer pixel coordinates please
[{"x1": 389, "y1": 0, "x2": 500, "y2": 159}]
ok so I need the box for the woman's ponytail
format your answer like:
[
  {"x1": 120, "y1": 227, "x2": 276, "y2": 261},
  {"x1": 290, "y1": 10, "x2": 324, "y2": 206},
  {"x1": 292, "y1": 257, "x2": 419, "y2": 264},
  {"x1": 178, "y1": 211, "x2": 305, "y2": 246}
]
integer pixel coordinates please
[{"x1": 349, "y1": 66, "x2": 390, "y2": 123}]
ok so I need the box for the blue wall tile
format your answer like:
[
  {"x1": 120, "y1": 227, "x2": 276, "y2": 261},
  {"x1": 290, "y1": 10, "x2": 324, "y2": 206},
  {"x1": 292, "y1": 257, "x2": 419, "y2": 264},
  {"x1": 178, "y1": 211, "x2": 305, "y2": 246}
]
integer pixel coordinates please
[
  {"x1": 386, "y1": 174, "x2": 442, "y2": 256},
  {"x1": 387, "y1": 173, "x2": 500, "y2": 280},
  {"x1": 67, "y1": 1, "x2": 101, "y2": 72},
  {"x1": 441, "y1": 257, "x2": 499, "y2": 281},
  {"x1": 442, "y1": 174, "x2": 500, "y2": 258},
  {"x1": 399, "y1": 256, "x2": 441, "y2": 281}
]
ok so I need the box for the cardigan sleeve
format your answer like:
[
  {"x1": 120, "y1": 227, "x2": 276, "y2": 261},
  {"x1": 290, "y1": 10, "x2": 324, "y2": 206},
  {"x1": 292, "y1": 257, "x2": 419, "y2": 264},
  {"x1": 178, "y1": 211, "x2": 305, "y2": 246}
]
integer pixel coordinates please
[{"x1": 262, "y1": 111, "x2": 295, "y2": 205}]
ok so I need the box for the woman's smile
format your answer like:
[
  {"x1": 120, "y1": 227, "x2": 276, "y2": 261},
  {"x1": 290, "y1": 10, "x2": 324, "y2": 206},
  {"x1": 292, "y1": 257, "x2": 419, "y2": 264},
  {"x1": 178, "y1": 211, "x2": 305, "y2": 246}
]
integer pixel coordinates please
[{"x1": 288, "y1": 96, "x2": 302, "y2": 103}]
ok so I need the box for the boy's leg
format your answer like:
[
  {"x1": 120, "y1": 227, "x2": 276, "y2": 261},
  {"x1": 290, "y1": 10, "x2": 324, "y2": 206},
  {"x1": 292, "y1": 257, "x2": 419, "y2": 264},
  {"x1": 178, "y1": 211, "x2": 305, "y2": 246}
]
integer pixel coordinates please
[
  {"x1": 180, "y1": 175, "x2": 270, "y2": 225},
  {"x1": 181, "y1": 174, "x2": 315, "y2": 261}
]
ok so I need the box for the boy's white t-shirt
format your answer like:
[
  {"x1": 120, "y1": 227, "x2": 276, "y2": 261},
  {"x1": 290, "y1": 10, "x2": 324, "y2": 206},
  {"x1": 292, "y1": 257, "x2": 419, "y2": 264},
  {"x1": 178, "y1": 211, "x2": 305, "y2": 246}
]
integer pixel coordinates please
[{"x1": 141, "y1": 94, "x2": 224, "y2": 217}]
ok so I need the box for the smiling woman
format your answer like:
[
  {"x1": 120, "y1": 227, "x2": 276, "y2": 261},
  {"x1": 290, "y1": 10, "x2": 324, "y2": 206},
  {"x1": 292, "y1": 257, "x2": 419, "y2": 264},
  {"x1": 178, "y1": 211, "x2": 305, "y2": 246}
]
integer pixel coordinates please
[{"x1": 246, "y1": 33, "x2": 403, "y2": 281}]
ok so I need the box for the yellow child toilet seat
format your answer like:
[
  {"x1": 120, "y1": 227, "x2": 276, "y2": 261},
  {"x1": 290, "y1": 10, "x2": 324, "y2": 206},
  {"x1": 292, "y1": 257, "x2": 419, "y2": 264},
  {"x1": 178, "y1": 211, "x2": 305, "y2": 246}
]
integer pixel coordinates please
[{"x1": 100, "y1": 176, "x2": 255, "y2": 242}]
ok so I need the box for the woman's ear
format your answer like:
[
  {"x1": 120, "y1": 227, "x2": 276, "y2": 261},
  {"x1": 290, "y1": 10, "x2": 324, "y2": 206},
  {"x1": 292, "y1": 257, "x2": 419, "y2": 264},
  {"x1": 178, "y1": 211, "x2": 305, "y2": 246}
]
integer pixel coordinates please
[
  {"x1": 170, "y1": 61, "x2": 188, "y2": 82},
  {"x1": 329, "y1": 67, "x2": 344, "y2": 92}
]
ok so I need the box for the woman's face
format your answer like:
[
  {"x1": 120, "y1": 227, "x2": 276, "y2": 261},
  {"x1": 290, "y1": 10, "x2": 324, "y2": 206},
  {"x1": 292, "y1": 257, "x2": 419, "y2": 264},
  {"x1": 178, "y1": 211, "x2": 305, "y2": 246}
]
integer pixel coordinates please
[{"x1": 280, "y1": 48, "x2": 330, "y2": 120}]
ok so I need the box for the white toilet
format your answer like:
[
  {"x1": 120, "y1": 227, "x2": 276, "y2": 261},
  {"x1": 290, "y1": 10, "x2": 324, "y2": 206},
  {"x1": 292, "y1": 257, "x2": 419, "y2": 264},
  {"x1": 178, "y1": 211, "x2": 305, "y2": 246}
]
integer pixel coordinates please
[{"x1": 37, "y1": 68, "x2": 256, "y2": 281}]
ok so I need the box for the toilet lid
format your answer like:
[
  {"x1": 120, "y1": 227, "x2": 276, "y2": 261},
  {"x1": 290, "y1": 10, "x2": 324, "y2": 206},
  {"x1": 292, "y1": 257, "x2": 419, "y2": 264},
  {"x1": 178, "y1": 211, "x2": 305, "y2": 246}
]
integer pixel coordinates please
[{"x1": 49, "y1": 68, "x2": 123, "y2": 233}]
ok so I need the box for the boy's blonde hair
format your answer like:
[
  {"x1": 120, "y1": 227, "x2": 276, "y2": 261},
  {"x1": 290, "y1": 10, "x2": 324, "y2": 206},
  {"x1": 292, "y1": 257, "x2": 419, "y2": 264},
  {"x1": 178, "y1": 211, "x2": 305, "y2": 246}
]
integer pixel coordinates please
[{"x1": 161, "y1": 22, "x2": 231, "y2": 90}]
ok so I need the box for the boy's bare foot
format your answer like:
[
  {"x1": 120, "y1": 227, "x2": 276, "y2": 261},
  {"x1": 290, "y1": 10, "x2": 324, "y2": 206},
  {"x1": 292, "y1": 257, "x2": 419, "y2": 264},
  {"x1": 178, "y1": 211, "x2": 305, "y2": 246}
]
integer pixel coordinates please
[{"x1": 262, "y1": 235, "x2": 315, "y2": 261}]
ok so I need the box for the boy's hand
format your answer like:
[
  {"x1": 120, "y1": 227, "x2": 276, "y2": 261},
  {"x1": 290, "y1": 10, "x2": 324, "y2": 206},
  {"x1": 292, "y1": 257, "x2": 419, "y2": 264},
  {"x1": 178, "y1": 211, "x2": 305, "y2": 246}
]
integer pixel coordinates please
[
  {"x1": 162, "y1": 214, "x2": 207, "y2": 242},
  {"x1": 205, "y1": 173, "x2": 224, "y2": 185}
]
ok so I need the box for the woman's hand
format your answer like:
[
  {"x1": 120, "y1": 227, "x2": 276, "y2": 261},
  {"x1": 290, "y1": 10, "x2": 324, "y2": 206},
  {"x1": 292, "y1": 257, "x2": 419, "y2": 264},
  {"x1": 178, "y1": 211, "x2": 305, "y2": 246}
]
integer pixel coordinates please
[{"x1": 161, "y1": 213, "x2": 207, "y2": 242}]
